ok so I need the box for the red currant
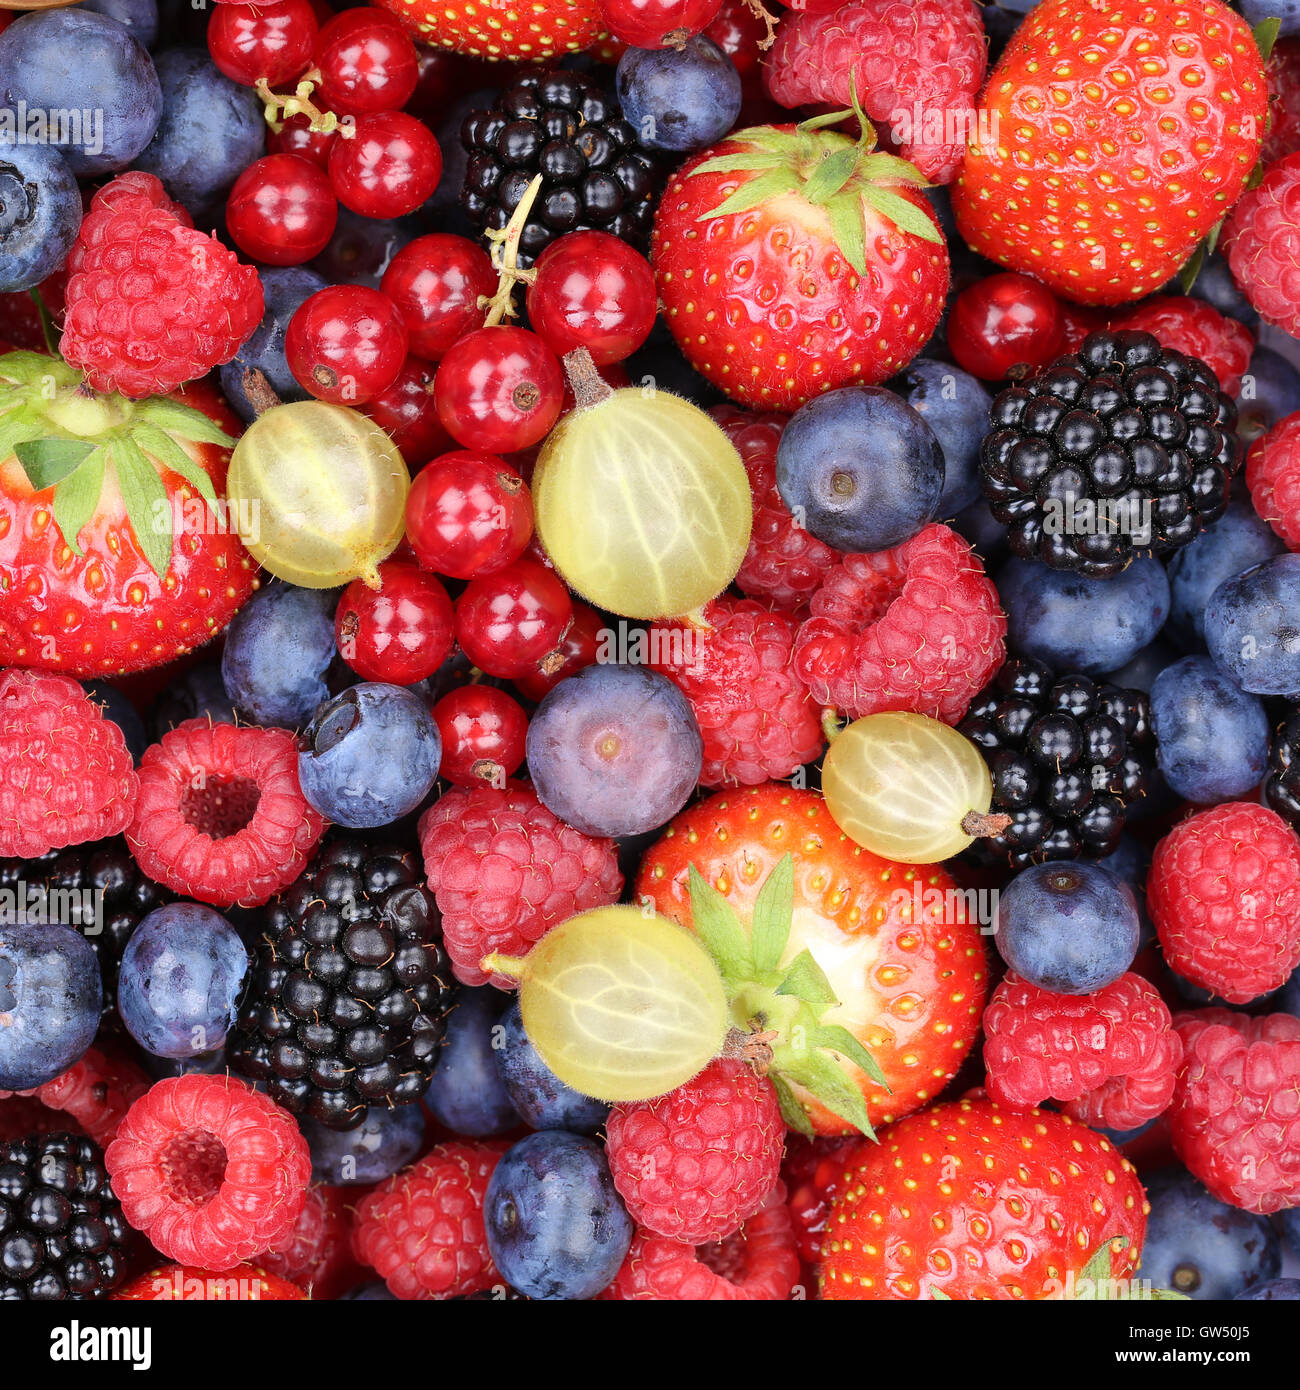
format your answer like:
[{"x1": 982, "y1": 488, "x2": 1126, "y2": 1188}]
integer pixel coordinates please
[
  {"x1": 434, "y1": 327, "x2": 563, "y2": 454},
  {"x1": 285, "y1": 284, "x2": 409, "y2": 405},
  {"x1": 225, "y1": 154, "x2": 338, "y2": 266},
  {"x1": 454, "y1": 558, "x2": 573, "y2": 680},
  {"x1": 431, "y1": 684, "x2": 529, "y2": 788},
  {"x1": 705, "y1": 0, "x2": 767, "y2": 79},
  {"x1": 335, "y1": 561, "x2": 454, "y2": 685},
  {"x1": 948, "y1": 272, "x2": 1066, "y2": 381},
  {"x1": 405, "y1": 450, "x2": 534, "y2": 579},
  {"x1": 363, "y1": 356, "x2": 457, "y2": 469},
  {"x1": 267, "y1": 113, "x2": 336, "y2": 168},
  {"x1": 526, "y1": 231, "x2": 657, "y2": 366},
  {"x1": 207, "y1": 0, "x2": 318, "y2": 88},
  {"x1": 328, "y1": 111, "x2": 442, "y2": 220},
  {"x1": 599, "y1": 0, "x2": 722, "y2": 48},
  {"x1": 511, "y1": 599, "x2": 603, "y2": 701},
  {"x1": 312, "y1": 8, "x2": 419, "y2": 115},
  {"x1": 381, "y1": 234, "x2": 495, "y2": 361}
]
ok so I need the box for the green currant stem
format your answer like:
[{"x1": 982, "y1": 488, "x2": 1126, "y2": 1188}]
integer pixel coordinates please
[
  {"x1": 479, "y1": 174, "x2": 543, "y2": 328},
  {"x1": 821, "y1": 707, "x2": 844, "y2": 743},
  {"x1": 254, "y1": 71, "x2": 351, "y2": 137},
  {"x1": 961, "y1": 809, "x2": 1013, "y2": 839}
]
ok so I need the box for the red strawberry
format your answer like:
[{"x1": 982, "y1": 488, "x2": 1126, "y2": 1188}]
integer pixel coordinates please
[
  {"x1": 652, "y1": 116, "x2": 948, "y2": 410},
  {"x1": 952, "y1": 0, "x2": 1268, "y2": 305},
  {"x1": 0, "y1": 351, "x2": 257, "y2": 676},
  {"x1": 114, "y1": 1265, "x2": 307, "y2": 1301},
  {"x1": 635, "y1": 783, "x2": 988, "y2": 1136},
  {"x1": 372, "y1": 0, "x2": 606, "y2": 61}
]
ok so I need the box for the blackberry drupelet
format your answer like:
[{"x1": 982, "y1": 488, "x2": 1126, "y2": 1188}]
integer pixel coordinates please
[
  {"x1": 980, "y1": 329, "x2": 1242, "y2": 577},
  {"x1": 959, "y1": 656, "x2": 1154, "y2": 867},
  {"x1": 0, "y1": 838, "x2": 170, "y2": 1021},
  {"x1": 460, "y1": 69, "x2": 656, "y2": 265},
  {"x1": 1265, "y1": 711, "x2": 1300, "y2": 828},
  {"x1": 0, "y1": 1132, "x2": 132, "y2": 1300},
  {"x1": 229, "y1": 836, "x2": 452, "y2": 1131}
]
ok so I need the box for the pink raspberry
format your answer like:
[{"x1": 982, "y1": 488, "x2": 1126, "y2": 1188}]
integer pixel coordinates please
[
  {"x1": 648, "y1": 596, "x2": 824, "y2": 787},
  {"x1": 983, "y1": 972, "x2": 1183, "y2": 1131},
  {"x1": 0, "y1": 670, "x2": 137, "y2": 858},
  {"x1": 1110, "y1": 296, "x2": 1254, "y2": 396},
  {"x1": 258, "y1": 1185, "x2": 360, "y2": 1300},
  {"x1": 1148, "y1": 802, "x2": 1300, "y2": 1005},
  {"x1": 418, "y1": 779, "x2": 623, "y2": 986},
  {"x1": 1265, "y1": 39, "x2": 1300, "y2": 165},
  {"x1": 764, "y1": 0, "x2": 988, "y2": 183},
  {"x1": 792, "y1": 523, "x2": 1006, "y2": 724},
  {"x1": 1246, "y1": 411, "x2": 1300, "y2": 550},
  {"x1": 62, "y1": 171, "x2": 264, "y2": 399},
  {"x1": 1222, "y1": 151, "x2": 1300, "y2": 339}
]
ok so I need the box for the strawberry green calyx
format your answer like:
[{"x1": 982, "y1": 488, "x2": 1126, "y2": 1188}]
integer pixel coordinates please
[
  {"x1": 1065, "y1": 1238, "x2": 1188, "y2": 1302},
  {"x1": 0, "y1": 350, "x2": 236, "y2": 581},
  {"x1": 688, "y1": 854, "x2": 889, "y2": 1139}
]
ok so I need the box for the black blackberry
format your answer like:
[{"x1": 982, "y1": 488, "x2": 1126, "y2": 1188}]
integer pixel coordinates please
[
  {"x1": 980, "y1": 329, "x2": 1243, "y2": 577},
  {"x1": 460, "y1": 69, "x2": 656, "y2": 265},
  {"x1": 1265, "y1": 710, "x2": 1300, "y2": 828},
  {"x1": 229, "y1": 836, "x2": 452, "y2": 1131},
  {"x1": 0, "y1": 1132, "x2": 132, "y2": 1300},
  {"x1": 959, "y1": 656, "x2": 1154, "y2": 868},
  {"x1": 0, "y1": 838, "x2": 170, "y2": 1020}
]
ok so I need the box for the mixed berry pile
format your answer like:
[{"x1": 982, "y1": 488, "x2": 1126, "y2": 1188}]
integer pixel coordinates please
[{"x1": 4, "y1": 0, "x2": 1300, "y2": 1306}]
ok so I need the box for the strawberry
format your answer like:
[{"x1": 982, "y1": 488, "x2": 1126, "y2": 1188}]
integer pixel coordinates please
[
  {"x1": 952, "y1": 0, "x2": 1268, "y2": 305},
  {"x1": 821, "y1": 1097, "x2": 1150, "y2": 1300},
  {"x1": 635, "y1": 783, "x2": 988, "y2": 1137},
  {"x1": 0, "y1": 351, "x2": 257, "y2": 677},
  {"x1": 372, "y1": 0, "x2": 607, "y2": 61},
  {"x1": 651, "y1": 110, "x2": 949, "y2": 411},
  {"x1": 113, "y1": 1264, "x2": 307, "y2": 1301}
]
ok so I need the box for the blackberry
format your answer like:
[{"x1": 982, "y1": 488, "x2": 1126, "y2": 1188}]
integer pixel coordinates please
[
  {"x1": 229, "y1": 835, "x2": 452, "y2": 1131},
  {"x1": 0, "y1": 838, "x2": 170, "y2": 1020},
  {"x1": 980, "y1": 329, "x2": 1243, "y2": 577},
  {"x1": 460, "y1": 69, "x2": 656, "y2": 265},
  {"x1": 959, "y1": 656, "x2": 1154, "y2": 868},
  {"x1": 1265, "y1": 711, "x2": 1300, "y2": 828},
  {"x1": 0, "y1": 1132, "x2": 132, "y2": 1300}
]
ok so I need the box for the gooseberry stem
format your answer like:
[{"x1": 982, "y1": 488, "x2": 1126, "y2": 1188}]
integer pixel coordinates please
[
  {"x1": 563, "y1": 347, "x2": 614, "y2": 411},
  {"x1": 821, "y1": 707, "x2": 844, "y2": 743},
  {"x1": 480, "y1": 952, "x2": 527, "y2": 981},
  {"x1": 960, "y1": 809, "x2": 1014, "y2": 839},
  {"x1": 241, "y1": 367, "x2": 283, "y2": 419},
  {"x1": 255, "y1": 71, "x2": 352, "y2": 137},
  {"x1": 721, "y1": 1024, "x2": 779, "y2": 1074},
  {"x1": 479, "y1": 174, "x2": 543, "y2": 328}
]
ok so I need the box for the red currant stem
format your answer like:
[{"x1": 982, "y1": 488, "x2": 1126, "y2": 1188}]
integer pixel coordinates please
[
  {"x1": 562, "y1": 346, "x2": 614, "y2": 411},
  {"x1": 254, "y1": 71, "x2": 352, "y2": 137},
  {"x1": 480, "y1": 173, "x2": 543, "y2": 328},
  {"x1": 471, "y1": 758, "x2": 505, "y2": 786},
  {"x1": 741, "y1": 0, "x2": 780, "y2": 49},
  {"x1": 240, "y1": 367, "x2": 283, "y2": 419},
  {"x1": 960, "y1": 809, "x2": 1014, "y2": 839},
  {"x1": 821, "y1": 707, "x2": 845, "y2": 743}
]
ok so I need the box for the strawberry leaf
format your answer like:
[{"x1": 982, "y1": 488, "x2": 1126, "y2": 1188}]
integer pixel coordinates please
[
  {"x1": 802, "y1": 147, "x2": 860, "y2": 206},
  {"x1": 750, "y1": 852, "x2": 793, "y2": 974},
  {"x1": 691, "y1": 151, "x2": 785, "y2": 177},
  {"x1": 0, "y1": 411, "x2": 48, "y2": 467},
  {"x1": 798, "y1": 108, "x2": 855, "y2": 133},
  {"x1": 700, "y1": 167, "x2": 800, "y2": 221},
  {"x1": 0, "y1": 351, "x2": 74, "y2": 389},
  {"x1": 15, "y1": 437, "x2": 94, "y2": 490},
  {"x1": 722, "y1": 126, "x2": 800, "y2": 155},
  {"x1": 112, "y1": 436, "x2": 172, "y2": 580},
  {"x1": 861, "y1": 185, "x2": 944, "y2": 244},
  {"x1": 133, "y1": 397, "x2": 236, "y2": 449},
  {"x1": 811, "y1": 1023, "x2": 890, "y2": 1090},
  {"x1": 1179, "y1": 241, "x2": 1207, "y2": 295},
  {"x1": 51, "y1": 447, "x2": 105, "y2": 558},
  {"x1": 1254, "y1": 15, "x2": 1281, "y2": 62},
  {"x1": 855, "y1": 153, "x2": 931, "y2": 187},
  {"x1": 774, "y1": 948, "x2": 838, "y2": 1010},
  {"x1": 930, "y1": 1287, "x2": 953, "y2": 1300},
  {"x1": 771, "y1": 1074, "x2": 816, "y2": 1138},
  {"x1": 133, "y1": 423, "x2": 218, "y2": 510},
  {"x1": 781, "y1": 1047, "x2": 875, "y2": 1139},
  {"x1": 688, "y1": 865, "x2": 756, "y2": 988},
  {"x1": 826, "y1": 194, "x2": 868, "y2": 275}
]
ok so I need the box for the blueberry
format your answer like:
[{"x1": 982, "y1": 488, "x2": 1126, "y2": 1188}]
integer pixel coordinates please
[
  {"x1": 484, "y1": 1132, "x2": 633, "y2": 1301},
  {"x1": 775, "y1": 386, "x2": 944, "y2": 552},
  {"x1": 526, "y1": 663, "x2": 701, "y2": 838},
  {"x1": 0, "y1": 923, "x2": 101, "y2": 1089},
  {"x1": 133, "y1": 47, "x2": 265, "y2": 217},
  {"x1": 150, "y1": 662, "x2": 236, "y2": 739},
  {"x1": 424, "y1": 987, "x2": 520, "y2": 1138},
  {"x1": 495, "y1": 999, "x2": 608, "y2": 1134},
  {"x1": 311, "y1": 207, "x2": 413, "y2": 288},
  {"x1": 615, "y1": 38, "x2": 742, "y2": 154},
  {"x1": 220, "y1": 266, "x2": 329, "y2": 424},
  {"x1": 1099, "y1": 637, "x2": 1178, "y2": 694},
  {"x1": 0, "y1": 10, "x2": 161, "y2": 177},
  {"x1": 221, "y1": 583, "x2": 338, "y2": 728},
  {"x1": 340, "y1": 1280, "x2": 398, "y2": 1300},
  {"x1": 888, "y1": 358, "x2": 993, "y2": 516},
  {"x1": 1095, "y1": 833, "x2": 1150, "y2": 890},
  {"x1": 1187, "y1": 250, "x2": 1260, "y2": 331},
  {"x1": 139, "y1": 1046, "x2": 227, "y2": 1080},
  {"x1": 1149, "y1": 655, "x2": 1269, "y2": 802},
  {"x1": 992, "y1": 860, "x2": 1139, "y2": 994},
  {"x1": 1205, "y1": 553, "x2": 1300, "y2": 696},
  {"x1": 1276, "y1": 1205, "x2": 1300, "y2": 1258},
  {"x1": 305, "y1": 1104, "x2": 427, "y2": 1186},
  {"x1": 76, "y1": 0, "x2": 159, "y2": 48},
  {"x1": 0, "y1": 140, "x2": 80, "y2": 293},
  {"x1": 82, "y1": 680, "x2": 148, "y2": 763},
  {"x1": 299, "y1": 684, "x2": 442, "y2": 829},
  {"x1": 1237, "y1": 347, "x2": 1300, "y2": 443},
  {"x1": 1236, "y1": 1278, "x2": 1300, "y2": 1300},
  {"x1": 1139, "y1": 1167, "x2": 1281, "y2": 1299},
  {"x1": 117, "y1": 903, "x2": 248, "y2": 1059},
  {"x1": 996, "y1": 555, "x2": 1170, "y2": 675},
  {"x1": 1237, "y1": 0, "x2": 1300, "y2": 37},
  {"x1": 1166, "y1": 497, "x2": 1285, "y2": 650}
]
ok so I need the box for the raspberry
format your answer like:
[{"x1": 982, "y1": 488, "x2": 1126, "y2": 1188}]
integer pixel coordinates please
[
  {"x1": 1265, "y1": 39, "x2": 1300, "y2": 165},
  {"x1": 0, "y1": 1046, "x2": 150, "y2": 1149},
  {"x1": 352, "y1": 1141, "x2": 507, "y2": 1300},
  {"x1": 105, "y1": 1074, "x2": 311, "y2": 1270},
  {"x1": 0, "y1": 670, "x2": 137, "y2": 859},
  {"x1": 418, "y1": 779, "x2": 623, "y2": 987},
  {"x1": 1170, "y1": 1010, "x2": 1300, "y2": 1214},
  {"x1": 648, "y1": 597, "x2": 824, "y2": 787},
  {"x1": 606, "y1": 1058, "x2": 785, "y2": 1245},
  {"x1": 599, "y1": 1185, "x2": 800, "y2": 1300},
  {"x1": 983, "y1": 972, "x2": 1183, "y2": 1131},
  {"x1": 781, "y1": 1134, "x2": 858, "y2": 1265},
  {"x1": 1109, "y1": 296, "x2": 1254, "y2": 396},
  {"x1": 61, "y1": 171, "x2": 264, "y2": 399},
  {"x1": 258, "y1": 1185, "x2": 360, "y2": 1300},
  {"x1": 1246, "y1": 411, "x2": 1300, "y2": 551},
  {"x1": 1148, "y1": 802, "x2": 1300, "y2": 1005},
  {"x1": 1222, "y1": 152, "x2": 1300, "y2": 340},
  {"x1": 126, "y1": 718, "x2": 326, "y2": 909},
  {"x1": 711, "y1": 406, "x2": 837, "y2": 614},
  {"x1": 792, "y1": 523, "x2": 1007, "y2": 724},
  {"x1": 764, "y1": 0, "x2": 988, "y2": 182}
]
